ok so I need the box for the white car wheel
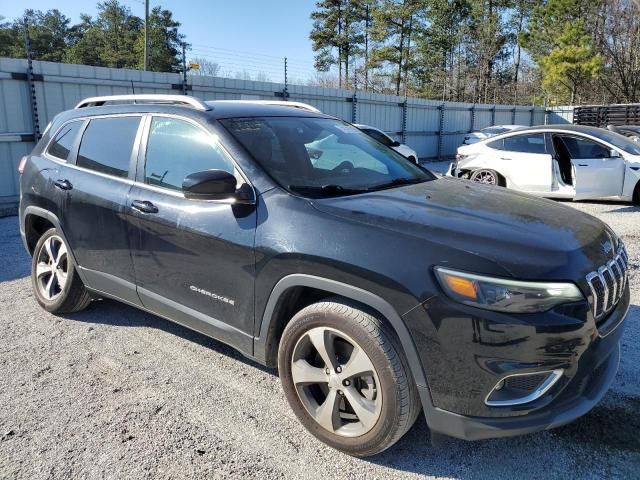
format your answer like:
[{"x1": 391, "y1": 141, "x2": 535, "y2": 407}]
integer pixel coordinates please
[{"x1": 470, "y1": 169, "x2": 500, "y2": 186}]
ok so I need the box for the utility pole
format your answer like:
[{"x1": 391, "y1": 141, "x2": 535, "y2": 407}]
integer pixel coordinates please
[
  {"x1": 143, "y1": 0, "x2": 149, "y2": 70},
  {"x1": 182, "y1": 42, "x2": 188, "y2": 95}
]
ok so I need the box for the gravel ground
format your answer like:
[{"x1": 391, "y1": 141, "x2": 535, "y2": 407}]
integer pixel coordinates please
[{"x1": 0, "y1": 199, "x2": 639, "y2": 480}]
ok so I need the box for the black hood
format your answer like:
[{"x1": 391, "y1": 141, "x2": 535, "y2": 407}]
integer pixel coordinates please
[{"x1": 310, "y1": 177, "x2": 614, "y2": 280}]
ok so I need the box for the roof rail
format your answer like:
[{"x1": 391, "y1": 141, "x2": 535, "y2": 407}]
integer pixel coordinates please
[
  {"x1": 74, "y1": 94, "x2": 211, "y2": 111},
  {"x1": 210, "y1": 100, "x2": 321, "y2": 113}
]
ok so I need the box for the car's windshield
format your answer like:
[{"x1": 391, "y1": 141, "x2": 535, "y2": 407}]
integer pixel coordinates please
[
  {"x1": 590, "y1": 128, "x2": 640, "y2": 155},
  {"x1": 221, "y1": 117, "x2": 434, "y2": 197}
]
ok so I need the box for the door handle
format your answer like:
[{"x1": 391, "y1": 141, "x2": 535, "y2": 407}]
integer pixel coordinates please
[
  {"x1": 499, "y1": 157, "x2": 512, "y2": 161},
  {"x1": 131, "y1": 200, "x2": 158, "y2": 214},
  {"x1": 54, "y1": 179, "x2": 73, "y2": 190},
  {"x1": 577, "y1": 164, "x2": 589, "y2": 167}
]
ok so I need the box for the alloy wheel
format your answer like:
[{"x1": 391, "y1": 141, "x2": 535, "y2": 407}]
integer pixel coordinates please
[
  {"x1": 35, "y1": 235, "x2": 68, "y2": 300},
  {"x1": 291, "y1": 326, "x2": 382, "y2": 437},
  {"x1": 471, "y1": 169, "x2": 498, "y2": 185}
]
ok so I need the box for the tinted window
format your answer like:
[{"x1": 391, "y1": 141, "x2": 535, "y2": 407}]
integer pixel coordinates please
[
  {"x1": 586, "y1": 128, "x2": 640, "y2": 155},
  {"x1": 145, "y1": 117, "x2": 235, "y2": 191},
  {"x1": 489, "y1": 134, "x2": 546, "y2": 154},
  {"x1": 362, "y1": 128, "x2": 393, "y2": 146},
  {"x1": 559, "y1": 136, "x2": 610, "y2": 159},
  {"x1": 77, "y1": 117, "x2": 140, "y2": 178},
  {"x1": 47, "y1": 121, "x2": 83, "y2": 160}
]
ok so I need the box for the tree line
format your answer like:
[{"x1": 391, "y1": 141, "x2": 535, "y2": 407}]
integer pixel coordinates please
[
  {"x1": 2, "y1": 0, "x2": 639, "y2": 106},
  {"x1": 0, "y1": 1, "x2": 185, "y2": 73},
  {"x1": 310, "y1": 0, "x2": 640, "y2": 105}
]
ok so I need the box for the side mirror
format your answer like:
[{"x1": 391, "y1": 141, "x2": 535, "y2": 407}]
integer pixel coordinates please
[
  {"x1": 183, "y1": 170, "x2": 246, "y2": 201},
  {"x1": 610, "y1": 149, "x2": 621, "y2": 158},
  {"x1": 390, "y1": 140, "x2": 401, "y2": 147}
]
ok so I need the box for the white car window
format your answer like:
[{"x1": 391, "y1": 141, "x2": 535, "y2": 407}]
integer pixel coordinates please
[
  {"x1": 559, "y1": 136, "x2": 610, "y2": 159},
  {"x1": 488, "y1": 134, "x2": 547, "y2": 154}
]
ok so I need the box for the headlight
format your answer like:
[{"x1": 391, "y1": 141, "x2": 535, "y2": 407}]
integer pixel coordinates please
[{"x1": 434, "y1": 267, "x2": 584, "y2": 313}]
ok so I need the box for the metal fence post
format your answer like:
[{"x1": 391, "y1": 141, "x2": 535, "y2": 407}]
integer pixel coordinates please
[
  {"x1": 401, "y1": 100, "x2": 408, "y2": 144},
  {"x1": 491, "y1": 106, "x2": 496, "y2": 126},
  {"x1": 23, "y1": 19, "x2": 41, "y2": 139},
  {"x1": 530, "y1": 107, "x2": 535, "y2": 126},
  {"x1": 511, "y1": 107, "x2": 516, "y2": 125},
  {"x1": 470, "y1": 104, "x2": 476, "y2": 133},
  {"x1": 437, "y1": 103, "x2": 445, "y2": 159},
  {"x1": 351, "y1": 92, "x2": 357, "y2": 124}
]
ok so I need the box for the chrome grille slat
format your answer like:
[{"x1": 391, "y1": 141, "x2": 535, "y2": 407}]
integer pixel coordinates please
[{"x1": 586, "y1": 242, "x2": 628, "y2": 323}]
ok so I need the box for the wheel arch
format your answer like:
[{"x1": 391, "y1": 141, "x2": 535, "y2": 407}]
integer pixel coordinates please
[
  {"x1": 254, "y1": 274, "x2": 429, "y2": 392},
  {"x1": 633, "y1": 178, "x2": 640, "y2": 204},
  {"x1": 20, "y1": 207, "x2": 85, "y2": 281}
]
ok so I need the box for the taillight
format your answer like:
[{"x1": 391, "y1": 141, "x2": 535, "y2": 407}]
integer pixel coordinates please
[{"x1": 18, "y1": 156, "x2": 28, "y2": 174}]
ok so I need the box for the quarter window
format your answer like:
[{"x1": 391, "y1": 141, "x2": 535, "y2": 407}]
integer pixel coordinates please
[
  {"x1": 77, "y1": 116, "x2": 141, "y2": 178},
  {"x1": 47, "y1": 121, "x2": 83, "y2": 161},
  {"x1": 489, "y1": 134, "x2": 547, "y2": 154},
  {"x1": 144, "y1": 117, "x2": 235, "y2": 191}
]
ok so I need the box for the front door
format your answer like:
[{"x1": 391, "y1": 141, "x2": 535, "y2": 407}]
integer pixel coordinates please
[
  {"x1": 58, "y1": 115, "x2": 144, "y2": 305},
  {"x1": 127, "y1": 115, "x2": 257, "y2": 351},
  {"x1": 556, "y1": 135, "x2": 625, "y2": 200}
]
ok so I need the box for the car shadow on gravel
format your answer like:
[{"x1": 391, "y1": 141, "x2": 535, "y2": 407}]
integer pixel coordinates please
[
  {"x1": 366, "y1": 392, "x2": 640, "y2": 478},
  {"x1": 61, "y1": 299, "x2": 277, "y2": 376},
  {"x1": 550, "y1": 392, "x2": 640, "y2": 453}
]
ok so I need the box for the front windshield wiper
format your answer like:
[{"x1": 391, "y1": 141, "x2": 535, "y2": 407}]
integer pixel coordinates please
[
  {"x1": 366, "y1": 177, "x2": 428, "y2": 191},
  {"x1": 288, "y1": 184, "x2": 368, "y2": 197}
]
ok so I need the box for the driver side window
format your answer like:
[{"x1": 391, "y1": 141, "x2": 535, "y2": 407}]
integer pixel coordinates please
[
  {"x1": 145, "y1": 117, "x2": 235, "y2": 191},
  {"x1": 559, "y1": 136, "x2": 611, "y2": 159}
]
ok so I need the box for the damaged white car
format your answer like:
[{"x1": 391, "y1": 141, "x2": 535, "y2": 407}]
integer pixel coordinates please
[{"x1": 448, "y1": 125, "x2": 640, "y2": 203}]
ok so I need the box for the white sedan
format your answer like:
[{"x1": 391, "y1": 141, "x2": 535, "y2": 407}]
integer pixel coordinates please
[
  {"x1": 448, "y1": 125, "x2": 640, "y2": 203},
  {"x1": 354, "y1": 124, "x2": 419, "y2": 163}
]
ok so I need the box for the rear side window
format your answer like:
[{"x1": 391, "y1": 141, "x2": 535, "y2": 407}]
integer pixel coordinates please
[
  {"x1": 47, "y1": 121, "x2": 83, "y2": 161},
  {"x1": 144, "y1": 117, "x2": 235, "y2": 191},
  {"x1": 559, "y1": 136, "x2": 611, "y2": 159},
  {"x1": 488, "y1": 134, "x2": 546, "y2": 154},
  {"x1": 77, "y1": 116, "x2": 141, "y2": 178}
]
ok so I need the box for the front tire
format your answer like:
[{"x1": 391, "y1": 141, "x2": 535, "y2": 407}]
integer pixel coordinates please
[
  {"x1": 278, "y1": 298, "x2": 421, "y2": 456},
  {"x1": 31, "y1": 228, "x2": 91, "y2": 313}
]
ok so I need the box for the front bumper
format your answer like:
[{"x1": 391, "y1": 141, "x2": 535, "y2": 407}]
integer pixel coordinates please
[
  {"x1": 406, "y1": 285, "x2": 629, "y2": 440},
  {"x1": 421, "y1": 340, "x2": 620, "y2": 440}
]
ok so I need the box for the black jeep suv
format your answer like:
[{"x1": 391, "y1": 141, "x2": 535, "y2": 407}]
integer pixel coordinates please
[{"x1": 19, "y1": 95, "x2": 629, "y2": 456}]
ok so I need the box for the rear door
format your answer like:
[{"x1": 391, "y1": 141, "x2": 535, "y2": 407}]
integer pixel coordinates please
[
  {"x1": 127, "y1": 115, "x2": 257, "y2": 351},
  {"x1": 557, "y1": 135, "x2": 625, "y2": 199},
  {"x1": 487, "y1": 133, "x2": 553, "y2": 192},
  {"x1": 57, "y1": 114, "x2": 144, "y2": 305}
]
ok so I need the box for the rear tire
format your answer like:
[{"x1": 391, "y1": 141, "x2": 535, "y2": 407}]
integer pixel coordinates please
[
  {"x1": 278, "y1": 298, "x2": 421, "y2": 457},
  {"x1": 470, "y1": 168, "x2": 501, "y2": 186},
  {"x1": 31, "y1": 228, "x2": 91, "y2": 313},
  {"x1": 633, "y1": 181, "x2": 640, "y2": 205}
]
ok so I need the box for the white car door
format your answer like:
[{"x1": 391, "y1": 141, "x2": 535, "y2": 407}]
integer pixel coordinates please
[
  {"x1": 487, "y1": 133, "x2": 553, "y2": 192},
  {"x1": 558, "y1": 135, "x2": 625, "y2": 199}
]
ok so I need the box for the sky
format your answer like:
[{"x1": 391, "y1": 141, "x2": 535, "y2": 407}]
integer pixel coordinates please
[{"x1": 2, "y1": 0, "x2": 319, "y2": 81}]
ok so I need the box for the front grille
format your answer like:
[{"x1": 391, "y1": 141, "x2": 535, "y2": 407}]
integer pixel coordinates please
[{"x1": 586, "y1": 242, "x2": 628, "y2": 323}]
